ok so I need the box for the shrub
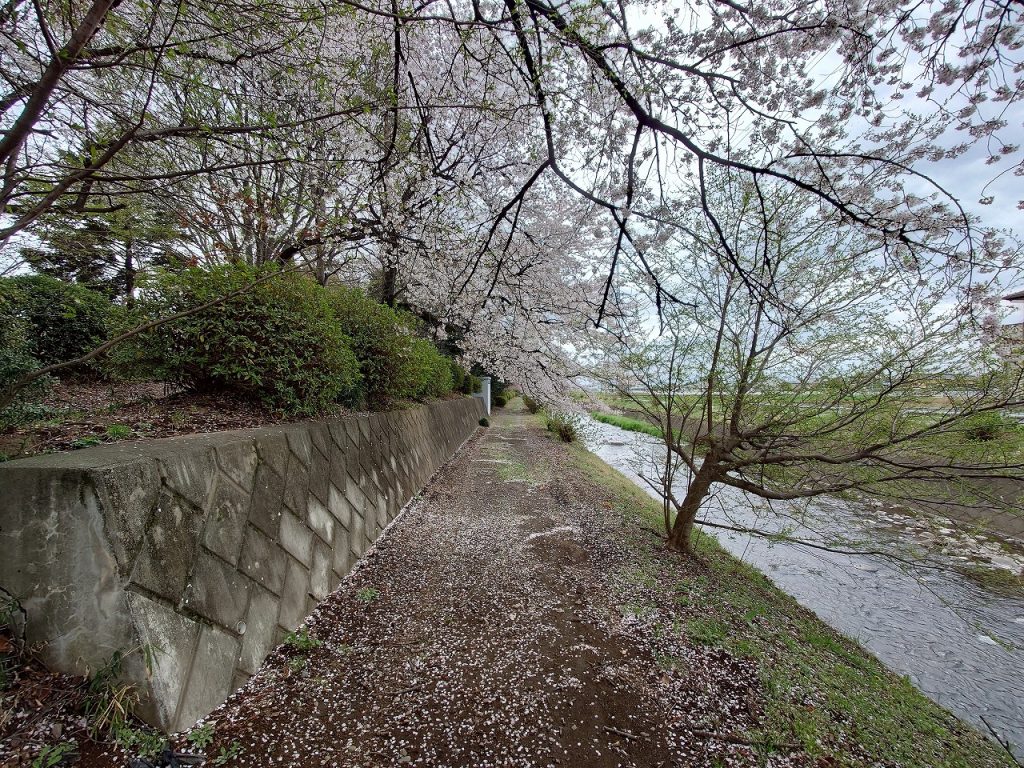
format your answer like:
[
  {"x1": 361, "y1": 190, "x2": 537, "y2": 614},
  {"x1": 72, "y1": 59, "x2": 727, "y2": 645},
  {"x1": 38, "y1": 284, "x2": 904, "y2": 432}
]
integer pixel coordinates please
[
  {"x1": 545, "y1": 412, "x2": 578, "y2": 442},
  {"x1": 479, "y1": 417, "x2": 490, "y2": 427},
  {"x1": 0, "y1": 297, "x2": 48, "y2": 427},
  {"x1": 493, "y1": 392, "x2": 508, "y2": 408},
  {"x1": 522, "y1": 394, "x2": 542, "y2": 414},
  {"x1": 120, "y1": 265, "x2": 360, "y2": 414},
  {"x1": 450, "y1": 360, "x2": 480, "y2": 395},
  {"x1": 961, "y1": 411, "x2": 1016, "y2": 442},
  {"x1": 327, "y1": 287, "x2": 456, "y2": 405},
  {"x1": 463, "y1": 374, "x2": 481, "y2": 395},
  {"x1": 0, "y1": 274, "x2": 111, "y2": 374},
  {"x1": 403, "y1": 336, "x2": 454, "y2": 399},
  {"x1": 327, "y1": 286, "x2": 416, "y2": 408},
  {"x1": 450, "y1": 359, "x2": 468, "y2": 394}
]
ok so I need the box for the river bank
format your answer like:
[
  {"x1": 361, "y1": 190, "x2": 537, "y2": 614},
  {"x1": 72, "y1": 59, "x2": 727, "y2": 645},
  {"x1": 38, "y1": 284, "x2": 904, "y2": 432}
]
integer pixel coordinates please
[
  {"x1": 597, "y1": 405, "x2": 1024, "y2": 544},
  {"x1": 587, "y1": 416, "x2": 1024, "y2": 762}
]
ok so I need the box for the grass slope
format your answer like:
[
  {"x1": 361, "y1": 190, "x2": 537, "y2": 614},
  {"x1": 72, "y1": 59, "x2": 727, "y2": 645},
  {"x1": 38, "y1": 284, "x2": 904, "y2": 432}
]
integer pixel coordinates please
[
  {"x1": 591, "y1": 410, "x2": 664, "y2": 438},
  {"x1": 565, "y1": 438, "x2": 1014, "y2": 768}
]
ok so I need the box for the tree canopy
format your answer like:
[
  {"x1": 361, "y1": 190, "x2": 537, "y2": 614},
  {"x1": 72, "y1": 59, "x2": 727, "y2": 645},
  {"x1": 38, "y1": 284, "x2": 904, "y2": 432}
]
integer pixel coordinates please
[
  {"x1": 1, "y1": 0, "x2": 1022, "y2": 394},
  {"x1": 600, "y1": 174, "x2": 1024, "y2": 551}
]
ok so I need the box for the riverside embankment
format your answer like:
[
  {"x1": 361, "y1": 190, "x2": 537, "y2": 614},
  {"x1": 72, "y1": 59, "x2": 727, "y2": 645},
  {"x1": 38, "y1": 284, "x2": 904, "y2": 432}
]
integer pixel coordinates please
[{"x1": 587, "y1": 416, "x2": 1024, "y2": 760}]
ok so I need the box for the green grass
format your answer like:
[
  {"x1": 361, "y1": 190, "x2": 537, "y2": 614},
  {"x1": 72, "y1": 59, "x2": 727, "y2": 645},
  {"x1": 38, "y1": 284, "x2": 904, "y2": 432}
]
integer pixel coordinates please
[
  {"x1": 955, "y1": 564, "x2": 1024, "y2": 598},
  {"x1": 595, "y1": 391, "x2": 1024, "y2": 468},
  {"x1": 591, "y1": 411, "x2": 664, "y2": 438},
  {"x1": 563, "y1": 439, "x2": 1015, "y2": 768},
  {"x1": 497, "y1": 456, "x2": 533, "y2": 483},
  {"x1": 282, "y1": 627, "x2": 322, "y2": 651},
  {"x1": 596, "y1": 392, "x2": 660, "y2": 411},
  {"x1": 686, "y1": 616, "x2": 729, "y2": 645},
  {"x1": 356, "y1": 587, "x2": 379, "y2": 603}
]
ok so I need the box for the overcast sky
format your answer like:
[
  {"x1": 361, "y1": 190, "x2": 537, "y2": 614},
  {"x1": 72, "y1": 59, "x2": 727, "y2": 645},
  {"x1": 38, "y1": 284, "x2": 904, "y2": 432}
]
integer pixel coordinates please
[{"x1": 928, "y1": 112, "x2": 1024, "y2": 321}]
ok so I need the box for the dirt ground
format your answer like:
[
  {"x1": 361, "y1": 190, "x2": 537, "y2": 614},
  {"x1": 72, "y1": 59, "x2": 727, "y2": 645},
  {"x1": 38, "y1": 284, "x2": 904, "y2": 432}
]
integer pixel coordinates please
[{"x1": 0, "y1": 381, "x2": 350, "y2": 460}]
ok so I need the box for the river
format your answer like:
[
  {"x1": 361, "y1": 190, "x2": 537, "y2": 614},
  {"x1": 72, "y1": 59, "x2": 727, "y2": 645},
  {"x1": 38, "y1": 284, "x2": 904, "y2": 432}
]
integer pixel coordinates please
[{"x1": 585, "y1": 418, "x2": 1024, "y2": 759}]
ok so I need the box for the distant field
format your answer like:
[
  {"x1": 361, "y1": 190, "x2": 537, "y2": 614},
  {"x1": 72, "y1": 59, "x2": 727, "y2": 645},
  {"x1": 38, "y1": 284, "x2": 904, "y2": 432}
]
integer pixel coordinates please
[
  {"x1": 594, "y1": 394, "x2": 1024, "y2": 536},
  {"x1": 595, "y1": 392, "x2": 1024, "y2": 464}
]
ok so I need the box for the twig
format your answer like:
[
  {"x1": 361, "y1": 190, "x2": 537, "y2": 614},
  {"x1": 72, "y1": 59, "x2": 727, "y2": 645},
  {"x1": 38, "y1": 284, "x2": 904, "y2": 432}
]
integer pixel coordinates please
[
  {"x1": 609, "y1": 743, "x2": 630, "y2": 759},
  {"x1": 603, "y1": 725, "x2": 638, "y2": 740},
  {"x1": 980, "y1": 715, "x2": 1023, "y2": 766}
]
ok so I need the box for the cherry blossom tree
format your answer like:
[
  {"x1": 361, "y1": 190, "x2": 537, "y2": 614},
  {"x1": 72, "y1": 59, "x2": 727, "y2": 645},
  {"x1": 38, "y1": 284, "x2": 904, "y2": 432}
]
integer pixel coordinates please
[
  {"x1": 599, "y1": 175, "x2": 1024, "y2": 552},
  {"x1": 1, "y1": 0, "x2": 363, "y2": 243},
  {"x1": 3, "y1": 0, "x2": 1023, "y2": 405}
]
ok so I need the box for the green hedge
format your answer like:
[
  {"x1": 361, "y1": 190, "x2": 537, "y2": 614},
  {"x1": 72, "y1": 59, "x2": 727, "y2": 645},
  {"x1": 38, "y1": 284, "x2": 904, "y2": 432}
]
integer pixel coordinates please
[
  {"x1": 0, "y1": 274, "x2": 111, "y2": 372},
  {"x1": 449, "y1": 360, "x2": 466, "y2": 393},
  {"x1": 118, "y1": 265, "x2": 361, "y2": 414},
  {"x1": 449, "y1": 361, "x2": 481, "y2": 395},
  {"x1": 328, "y1": 286, "x2": 454, "y2": 406},
  {"x1": 327, "y1": 286, "x2": 413, "y2": 408},
  {"x1": 0, "y1": 275, "x2": 112, "y2": 424},
  {"x1": 5, "y1": 265, "x2": 469, "y2": 417},
  {"x1": 0, "y1": 294, "x2": 46, "y2": 427},
  {"x1": 403, "y1": 336, "x2": 454, "y2": 399}
]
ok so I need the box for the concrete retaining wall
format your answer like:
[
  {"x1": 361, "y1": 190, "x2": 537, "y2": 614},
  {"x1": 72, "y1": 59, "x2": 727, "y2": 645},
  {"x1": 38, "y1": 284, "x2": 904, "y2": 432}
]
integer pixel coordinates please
[{"x1": 0, "y1": 397, "x2": 484, "y2": 732}]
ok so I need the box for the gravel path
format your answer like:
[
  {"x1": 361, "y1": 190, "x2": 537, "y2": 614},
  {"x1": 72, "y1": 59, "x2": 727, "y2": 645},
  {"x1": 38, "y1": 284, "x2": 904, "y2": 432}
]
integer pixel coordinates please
[{"x1": 96, "y1": 407, "x2": 763, "y2": 768}]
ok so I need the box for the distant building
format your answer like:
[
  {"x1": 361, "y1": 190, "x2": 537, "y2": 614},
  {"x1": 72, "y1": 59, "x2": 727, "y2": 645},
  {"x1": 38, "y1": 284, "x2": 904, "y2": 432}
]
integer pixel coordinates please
[{"x1": 999, "y1": 289, "x2": 1024, "y2": 356}]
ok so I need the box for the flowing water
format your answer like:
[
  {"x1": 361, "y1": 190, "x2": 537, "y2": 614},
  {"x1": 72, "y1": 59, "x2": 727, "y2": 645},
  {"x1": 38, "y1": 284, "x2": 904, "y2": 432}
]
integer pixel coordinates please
[{"x1": 586, "y1": 418, "x2": 1024, "y2": 758}]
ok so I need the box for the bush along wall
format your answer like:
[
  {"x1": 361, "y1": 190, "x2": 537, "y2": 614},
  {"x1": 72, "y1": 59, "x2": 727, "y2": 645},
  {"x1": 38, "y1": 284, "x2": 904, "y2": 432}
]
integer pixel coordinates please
[
  {"x1": 102, "y1": 265, "x2": 465, "y2": 414},
  {"x1": 327, "y1": 287, "x2": 455, "y2": 408},
  {"x1": 0, "y1": 274, "x2": 112, "y2": 371},
  {"x1": 112, "y1": 265, "x2": 361, "y2": 414},
  {"x1": 449, "y1": 361, "x2": 481, "y2": 396},
  {"x1": 0, "y1": 274, "x2": 113, "y2": 425}
]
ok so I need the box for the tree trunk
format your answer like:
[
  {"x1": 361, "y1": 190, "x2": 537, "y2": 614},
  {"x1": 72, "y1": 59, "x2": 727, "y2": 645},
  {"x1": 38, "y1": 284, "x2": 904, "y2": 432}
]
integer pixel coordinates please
[
  {"x1": 314, "y1": 251, "x2": 328, "y2": 286},
  {"x1": 124, "y1": 239, "x2": 136, "y2": 307},
  {"x1": 667, "y1": 462, "x2": 717, "y2": 552},
  {"x1": 381, "y1": 265, "x2": 397, "y2": 307}
]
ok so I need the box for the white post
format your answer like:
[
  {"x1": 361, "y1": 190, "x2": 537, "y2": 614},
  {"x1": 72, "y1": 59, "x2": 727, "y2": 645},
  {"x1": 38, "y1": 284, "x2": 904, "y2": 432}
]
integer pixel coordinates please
[{"x1": 474, "y1": 376, "x2": 491, "y2": 415}]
